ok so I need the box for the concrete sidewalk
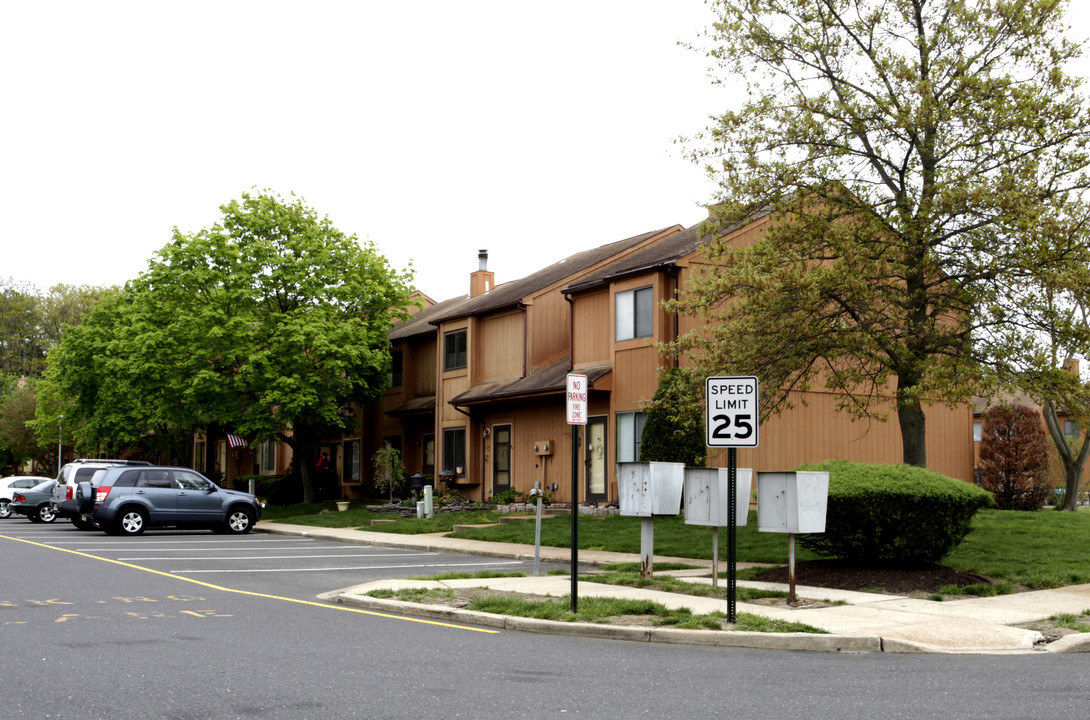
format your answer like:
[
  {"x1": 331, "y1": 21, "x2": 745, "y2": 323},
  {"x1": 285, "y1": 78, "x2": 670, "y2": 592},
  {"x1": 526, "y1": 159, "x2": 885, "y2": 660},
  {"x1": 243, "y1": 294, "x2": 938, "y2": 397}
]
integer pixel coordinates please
[{"x1": 256, "y1": 521, "x2": 1090, "y2": 654}]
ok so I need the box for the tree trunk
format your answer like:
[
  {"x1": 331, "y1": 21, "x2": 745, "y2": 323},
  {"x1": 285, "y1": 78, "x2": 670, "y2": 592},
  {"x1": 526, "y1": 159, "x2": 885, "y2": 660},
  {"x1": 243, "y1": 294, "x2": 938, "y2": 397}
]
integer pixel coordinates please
[
  {"x1": 896, "y1": 377, "x2": 927, "y2": 468},
  {"x1": 299, "y1": 453, "x2": 316, "y2": 504},
  {"x1": 1042, "y1": 401, "x2": 1090, "y2": 511}
]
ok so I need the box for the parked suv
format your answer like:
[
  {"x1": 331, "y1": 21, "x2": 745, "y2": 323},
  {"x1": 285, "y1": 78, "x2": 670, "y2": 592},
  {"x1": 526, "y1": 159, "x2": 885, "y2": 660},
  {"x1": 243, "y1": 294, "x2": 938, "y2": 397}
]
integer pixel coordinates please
[
  {"x1": 52, "y1": 459, "x2": 152, "y2": 530},
  {"x1": 88, "y1": 466, "x2": 263, "y2": 536}
]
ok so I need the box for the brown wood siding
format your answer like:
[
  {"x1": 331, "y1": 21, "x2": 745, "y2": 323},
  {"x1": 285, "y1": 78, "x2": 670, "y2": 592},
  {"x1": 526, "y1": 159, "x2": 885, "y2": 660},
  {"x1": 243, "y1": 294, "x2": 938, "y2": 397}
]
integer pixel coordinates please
[
  {"x1": 408, "y1": 338, "x2": 436, "y2": 396},
  {"x1": 477, "y1": 310, "x2": 524, "y2": 382},
  {"x1": 703, "y1": 391, "x2": 974, "y2": 483},
  {"x1": 572, "y1": 288, "x2": 610, "y2": 367},
  {"x1": 527, "y1": 290, "x2": 571, "y2": 371},
  {"x1": 612, "y1": 346, "x2": 660, "y2": 412}
]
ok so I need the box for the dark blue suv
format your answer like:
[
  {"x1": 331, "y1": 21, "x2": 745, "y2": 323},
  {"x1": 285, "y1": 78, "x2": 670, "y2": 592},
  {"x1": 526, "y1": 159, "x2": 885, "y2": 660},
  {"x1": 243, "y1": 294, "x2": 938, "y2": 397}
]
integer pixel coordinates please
[{"x1": 86, "y1": 466, "x2": 264, "y2": 536}]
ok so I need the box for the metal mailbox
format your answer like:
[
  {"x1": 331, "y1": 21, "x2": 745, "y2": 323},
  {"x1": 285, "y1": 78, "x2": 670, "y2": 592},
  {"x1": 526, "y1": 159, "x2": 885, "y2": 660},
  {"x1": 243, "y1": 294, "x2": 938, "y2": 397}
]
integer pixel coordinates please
[
  {"x1": 683, "y1": 467, "x2": 752, "y2": 527},
  {"x1": 757, "y1": 471, "x2": 829, "y2": 534},
  {"x1": 616, "y1": 462, "x2": 684, "y2": 517}
]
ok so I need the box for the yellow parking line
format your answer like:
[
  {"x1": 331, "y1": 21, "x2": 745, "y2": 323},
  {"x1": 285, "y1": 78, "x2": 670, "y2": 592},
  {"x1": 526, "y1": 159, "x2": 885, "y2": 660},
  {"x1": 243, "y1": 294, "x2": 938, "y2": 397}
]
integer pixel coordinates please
[{"x1": 1, "y1": 534, "x2": 499, "y2": 634}]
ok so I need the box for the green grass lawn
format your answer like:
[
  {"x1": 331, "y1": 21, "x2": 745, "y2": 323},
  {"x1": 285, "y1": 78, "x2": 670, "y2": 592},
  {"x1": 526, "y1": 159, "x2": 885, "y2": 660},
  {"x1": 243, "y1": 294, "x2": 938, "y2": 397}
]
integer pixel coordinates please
[{"x1": 264, "y1": 502, "x2": 1090, "y2": 589}]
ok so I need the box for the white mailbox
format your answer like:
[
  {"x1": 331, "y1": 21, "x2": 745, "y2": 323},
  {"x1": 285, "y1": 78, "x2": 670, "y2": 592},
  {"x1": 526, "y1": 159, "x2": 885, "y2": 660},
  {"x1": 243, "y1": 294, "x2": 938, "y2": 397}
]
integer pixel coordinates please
[
  {"x1": 757, "y1": 471, "x2": 829, "y2": 534},
  {"x1": 617, "y1": 462, "x2": 684, "y2": 517},
  {"x1": 683, "y1": 467, "x2": 752, "y2": 527}
]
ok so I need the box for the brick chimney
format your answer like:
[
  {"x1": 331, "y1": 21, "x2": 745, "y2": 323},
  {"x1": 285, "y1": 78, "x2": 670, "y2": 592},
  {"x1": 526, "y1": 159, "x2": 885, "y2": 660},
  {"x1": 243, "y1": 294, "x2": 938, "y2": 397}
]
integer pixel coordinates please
[{"x1": 470, "y1": 249, "x2": 494, "y2": 298}]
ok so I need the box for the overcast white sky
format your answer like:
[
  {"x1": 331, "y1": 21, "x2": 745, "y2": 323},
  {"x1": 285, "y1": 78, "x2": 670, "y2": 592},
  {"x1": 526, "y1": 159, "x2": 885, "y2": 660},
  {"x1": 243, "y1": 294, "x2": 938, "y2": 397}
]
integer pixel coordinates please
[{"x1": 3, "y1": 2, "x2": 1088, "y2": 303}]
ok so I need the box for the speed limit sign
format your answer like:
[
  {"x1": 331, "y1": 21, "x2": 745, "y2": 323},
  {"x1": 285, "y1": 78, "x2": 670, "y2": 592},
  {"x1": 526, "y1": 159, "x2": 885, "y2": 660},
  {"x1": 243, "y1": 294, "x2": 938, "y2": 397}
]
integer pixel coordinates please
[{"x1": 706, "y1": 376, "x2": 759, "y2": 448}]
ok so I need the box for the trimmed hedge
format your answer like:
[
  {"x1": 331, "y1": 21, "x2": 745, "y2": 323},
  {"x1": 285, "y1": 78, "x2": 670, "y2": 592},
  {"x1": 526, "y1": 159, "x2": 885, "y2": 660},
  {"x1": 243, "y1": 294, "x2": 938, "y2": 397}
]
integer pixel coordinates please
[
  {"x1": 796, "y1": 460, "x2": 995, "y2": 565},
  {"x1": 232, "y1": 474, "x2": 302, "y2": 505}
]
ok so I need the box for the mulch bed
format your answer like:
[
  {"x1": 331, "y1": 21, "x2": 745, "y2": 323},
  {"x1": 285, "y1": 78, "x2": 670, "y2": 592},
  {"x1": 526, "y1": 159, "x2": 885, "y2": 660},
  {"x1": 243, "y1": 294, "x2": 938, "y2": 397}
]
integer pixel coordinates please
[{"x1": 752, "y1": 559, "x2": 998, "y2": 595}]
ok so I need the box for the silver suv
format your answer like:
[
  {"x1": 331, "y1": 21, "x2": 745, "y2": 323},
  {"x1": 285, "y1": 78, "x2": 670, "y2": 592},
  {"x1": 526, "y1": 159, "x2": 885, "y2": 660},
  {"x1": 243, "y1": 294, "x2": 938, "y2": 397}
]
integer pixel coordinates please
[
  {"x1": 89, "y1": 466, "x2": 263, "y2": 536},
  {"x1": 52, "y1": 459, "x2": 152, "y2": 530}
]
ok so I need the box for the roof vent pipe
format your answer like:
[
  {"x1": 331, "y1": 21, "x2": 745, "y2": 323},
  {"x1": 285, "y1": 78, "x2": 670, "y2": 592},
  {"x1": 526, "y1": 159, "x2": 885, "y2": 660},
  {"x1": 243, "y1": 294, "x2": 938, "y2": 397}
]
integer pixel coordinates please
[{"x1": 478, "y1": 249, "x2": 488, "y2": 271}]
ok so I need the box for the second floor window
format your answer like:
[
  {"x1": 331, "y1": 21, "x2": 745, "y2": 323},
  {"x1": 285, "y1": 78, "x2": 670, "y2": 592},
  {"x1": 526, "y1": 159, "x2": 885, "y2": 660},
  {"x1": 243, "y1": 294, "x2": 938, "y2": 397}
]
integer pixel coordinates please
[
  {"x1": 444, "y1": 329, "x2": 467, "y2": 370},
  {"x1": 616, "y1": 286, "x2": 653, "y2": 342}
]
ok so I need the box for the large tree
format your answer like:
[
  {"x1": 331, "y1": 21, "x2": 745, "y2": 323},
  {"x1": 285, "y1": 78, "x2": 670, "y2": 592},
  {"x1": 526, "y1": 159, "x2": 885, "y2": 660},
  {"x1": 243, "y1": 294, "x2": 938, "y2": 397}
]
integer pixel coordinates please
[
  {"x1": 112, "y1": 192, "x2": 412, "y2": 501},
  {"x1": 674, "y1": 0, "x2": 1090, "y2": 467}
]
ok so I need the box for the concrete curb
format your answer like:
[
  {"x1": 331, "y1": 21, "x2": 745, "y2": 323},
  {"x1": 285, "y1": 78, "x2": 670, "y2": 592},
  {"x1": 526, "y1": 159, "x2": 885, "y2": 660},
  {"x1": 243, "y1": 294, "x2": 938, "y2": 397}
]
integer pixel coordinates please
[{"x1": 326, "y1": 591, "x2": 883, "y2": 653}]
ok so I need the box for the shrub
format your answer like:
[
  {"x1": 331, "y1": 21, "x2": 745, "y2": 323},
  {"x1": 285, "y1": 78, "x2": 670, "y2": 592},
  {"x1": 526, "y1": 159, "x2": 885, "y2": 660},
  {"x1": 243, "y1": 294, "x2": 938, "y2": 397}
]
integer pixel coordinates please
[
  {"x1": 796, "y1": 460, "x2": 995, "y2": 565},
  {"x1": 977, "y1": 405, "x2": 1053, "y2": 510},
  {"x1": 639, "y1": 368, "x2": 706, "y2": 466},
  {"x1": 232, "y1": 473, "x2": 301, "y2": 504}
]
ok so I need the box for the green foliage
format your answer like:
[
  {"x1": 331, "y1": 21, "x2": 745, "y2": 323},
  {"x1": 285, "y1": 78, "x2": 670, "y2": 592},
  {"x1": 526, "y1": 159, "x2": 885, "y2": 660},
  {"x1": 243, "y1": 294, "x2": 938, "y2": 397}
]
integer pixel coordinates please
[
  {"x1": 43, "y1": 191, "x2": 416, "y2": 501},
  {"x1": 372, "y1": 444, "x2": 406, "y2": 501},
  {"x1": 673, "y1": 0, "x2": 1090, "y2": 468},
  {"x1": 977, "y1": 405, "x2": 1053, "y2": 510},
  {"x1": 491, "y1": 487, "x2": 524, "y2": 505},
  {"x1": 231, "y1": 474, "x2": 301, "y2": 504},
  {"x1": 639, "y1": 368, "x2": 706, "y2": 466},
  {"x1": 795, "y1": 460, "x2": 995, "y2": 565}
]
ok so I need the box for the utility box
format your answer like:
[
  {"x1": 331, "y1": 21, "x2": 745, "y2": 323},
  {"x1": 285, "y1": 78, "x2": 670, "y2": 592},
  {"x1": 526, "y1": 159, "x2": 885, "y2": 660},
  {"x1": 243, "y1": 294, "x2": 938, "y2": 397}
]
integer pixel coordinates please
[
  {"x1": 617, "y1": 462, "x2": 684, "y2": 517},
  {"x1": 757, "y1": 471, "x2": 829, "y2": 534},
  {"x1": 683, "y1": 467, "x2": 752, "y2": 527}
]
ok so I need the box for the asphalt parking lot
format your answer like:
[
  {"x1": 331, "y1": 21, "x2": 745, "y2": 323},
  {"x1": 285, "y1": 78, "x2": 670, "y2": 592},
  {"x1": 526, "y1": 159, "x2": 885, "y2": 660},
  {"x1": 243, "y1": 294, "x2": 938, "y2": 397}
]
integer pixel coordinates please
[{"x1": 1, "y1": 518, "x2": 566, "y2": 602}]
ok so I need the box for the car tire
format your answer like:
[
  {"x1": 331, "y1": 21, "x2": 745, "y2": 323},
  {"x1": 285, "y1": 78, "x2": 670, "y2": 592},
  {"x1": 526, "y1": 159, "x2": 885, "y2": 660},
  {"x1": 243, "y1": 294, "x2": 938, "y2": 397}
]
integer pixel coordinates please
[
  {"x1": 0, "y1": 499, "x2": 10, "y2": 518},
  {"x1": 37, "y1": 504, "x2": 56, "y2": 523},
  {"x1": 116, "y1": 507, "x2": 147, "y2": 536},
  {"x1": 75, "y1": 482, "x2": 95, "y2": 515},
  {"x1": 27, "y1": 514, "x2": 41, "y2": 523},
  {"x1": 224, "y1": 507, "x2": 255, "y2": 534},
  {"x1": 72, "y1": 517, "x2": 97, "y2": 531}
]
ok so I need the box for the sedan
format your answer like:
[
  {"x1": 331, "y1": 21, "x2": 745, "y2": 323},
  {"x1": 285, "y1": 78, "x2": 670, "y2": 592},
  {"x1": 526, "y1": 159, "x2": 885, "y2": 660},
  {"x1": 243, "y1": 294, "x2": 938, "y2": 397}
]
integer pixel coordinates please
[
  {"x1": 10, "y1": 479, "x2": 59, "y2": 523},
  {"x1": 1, "y1": 476, "x2": 48, "y2": 518}
]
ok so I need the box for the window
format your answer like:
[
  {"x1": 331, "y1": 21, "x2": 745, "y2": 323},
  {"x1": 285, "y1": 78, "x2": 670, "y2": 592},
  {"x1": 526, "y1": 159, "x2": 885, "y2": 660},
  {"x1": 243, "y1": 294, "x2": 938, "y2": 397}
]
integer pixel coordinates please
[
  {"x1": 616, "y1": 411, "x2": 646, "y2": 462},
  {"x1": 973, "y1": 421, "x2": 983, "y2": 442},
  {"x1": 443, "y1": 427, "x2": 466, "y2": 475},
  {"x1": 388, "y1": 351, "x2": 403, "y2": 388},
  {"x1": 1064, "y1": 420, "x2": 1081, "y2": 438},
  {"x1": 444, "y1": 329, "x2": 467, "y2": 370},
  {"x1": 260, "y1": 440, "x2": 277, "y2": 474},
  {"x1": 174, "y1": 470, "x2": 212, "y2": 491},
  {"x1": 615, "y1": 286, "x2": 653, "y2": 341},
  {"x1": 345, "y1": 440, "x2": 361, "y2": 482}
]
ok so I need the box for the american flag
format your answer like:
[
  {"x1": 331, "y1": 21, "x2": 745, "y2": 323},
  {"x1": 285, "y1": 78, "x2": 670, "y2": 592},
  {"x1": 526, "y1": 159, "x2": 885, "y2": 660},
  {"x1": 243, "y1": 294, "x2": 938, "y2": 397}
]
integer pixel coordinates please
[{"x1": 227, "y1": 434, "x2": 248, "y2": 449}]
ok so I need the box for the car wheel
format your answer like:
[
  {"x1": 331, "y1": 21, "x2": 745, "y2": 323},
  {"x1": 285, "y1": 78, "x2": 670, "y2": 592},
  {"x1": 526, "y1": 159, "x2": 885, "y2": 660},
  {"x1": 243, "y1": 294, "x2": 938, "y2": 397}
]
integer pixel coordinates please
[
  {"x1": 116, "y1": 507, "x2": 147, "y2": 536},
  {"x1": 75, "y1": 482, "x2": 95, "y2": 514},
  {"x1": 27, "y1": 513, "x2": 42, "y2": 523},
  {"x1": 72, "y1": 517, "x2": 97, "y2": 531},
  {"x1": 37, "y1": 504, "x2": 56, "y2": 523},
  {"x1": 0, "y1": 499, "x2": 10, "y2": 518},
  {"x1": 224, "y1": 507, "x2": 255, "y2": 534}
]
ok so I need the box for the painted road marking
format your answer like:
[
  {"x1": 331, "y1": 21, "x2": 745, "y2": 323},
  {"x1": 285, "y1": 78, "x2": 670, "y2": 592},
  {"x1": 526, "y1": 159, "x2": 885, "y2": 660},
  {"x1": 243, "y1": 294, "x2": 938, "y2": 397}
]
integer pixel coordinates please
[{"x1": 1, "y1": 533, "x2": 500, "y2": 634}]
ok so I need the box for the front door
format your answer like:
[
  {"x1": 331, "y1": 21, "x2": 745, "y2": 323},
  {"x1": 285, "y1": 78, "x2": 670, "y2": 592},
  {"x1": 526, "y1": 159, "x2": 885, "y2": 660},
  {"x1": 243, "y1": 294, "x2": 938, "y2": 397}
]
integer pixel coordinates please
[
  {"x1": 586, "y1": 417, "x2": 607, "y2": 503},
  {"x1": 492, "y1": 425, "x2": 511, "y2": 495}
]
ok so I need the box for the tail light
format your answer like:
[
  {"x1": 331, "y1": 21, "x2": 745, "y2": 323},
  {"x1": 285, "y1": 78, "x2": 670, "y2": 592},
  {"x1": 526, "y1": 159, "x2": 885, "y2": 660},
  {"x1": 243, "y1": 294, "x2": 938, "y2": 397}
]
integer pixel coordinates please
[
  {"x1": 14, "y1": 493, "x2": 25, "y2": 503},
  {"x1": 95, "y1": 487, "x2": 111, "y2": 507},
  {"x1": 66, "y1": 486, "x2": 74, "y2": 500}
]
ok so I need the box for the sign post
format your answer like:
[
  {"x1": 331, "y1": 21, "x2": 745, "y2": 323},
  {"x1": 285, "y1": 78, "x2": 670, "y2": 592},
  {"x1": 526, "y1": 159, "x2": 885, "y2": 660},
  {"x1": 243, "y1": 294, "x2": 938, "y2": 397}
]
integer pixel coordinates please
[
  {"x1": 566, "y1": 373, "x2": 588, "y2": 612},
  {"x1": 705, "y1": 376, "x2": 759, "y2": 623}
]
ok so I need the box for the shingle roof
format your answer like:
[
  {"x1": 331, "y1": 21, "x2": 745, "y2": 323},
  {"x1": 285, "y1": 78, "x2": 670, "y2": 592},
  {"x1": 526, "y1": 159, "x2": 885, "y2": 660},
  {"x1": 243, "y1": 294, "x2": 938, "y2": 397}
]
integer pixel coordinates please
[
  {"x1": 424, "y1": 227, "x2": 681, "y2": 325},
  {"x1": 563, "y1": 223, "x2": 707, "y2": 293},
  {"x1": 449, "y1": 359, "x2": 612, "y2": 406}
]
